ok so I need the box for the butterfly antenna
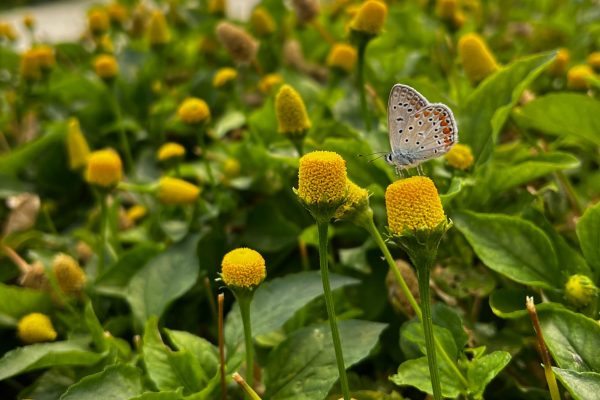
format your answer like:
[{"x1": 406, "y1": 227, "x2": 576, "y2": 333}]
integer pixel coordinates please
[{"x1": 357, "y1": 152, "x2": 387, "y2": 163}]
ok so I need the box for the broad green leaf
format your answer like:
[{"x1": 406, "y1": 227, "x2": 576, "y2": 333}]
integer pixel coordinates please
[
  {"x1": 0, "y1": 283, "x2": 53, "y2": 326},
  {"x1": 400, "y1": 321, "x2": 458, "y2": 360},
  {"x1": 241, "y1": 202, "x2": 302, "y2": 252},
  {"x1": 467, "y1": 351, "x2": 511, "y2": 398},
  {"x1": 22, "y1": 368, "x2": 75, "y2": 400},
  {"x1": 539, "y1": 309, "x2": 600, "y2": 372},
  {"x1": 490, "y1": 289, "x2": 565, "y2": 319},
  {"x1": 225, "y1": 271, "x2": 359, "y2": 352},
  {"x1": 553, "y1": 368, "x2": 600, "y2": 400},
  {"x1": 390, "y1": 357, "x2": 462, "y2": 398},
  {"x1": 60, "y1": 364, "x2": 144, "y2": 400},
  {"x1": 264, "y1": 319, "x2": 386, "y2": 400},
  {"x1": 453, "y1": 211, "x2": 560, "y2": 289},
  {"x1": 0, "y1": 341, "x2": 104, "y2": 381},
  {"x1": 460, "y1": 52, "x2": 555, "y2": 164},
  {"x1": 440, "y1": 177, "x2": 464, "y2": 207},
  {"x1": 576, "y1": 201, "x2": 600, "y2": 276},
  {"x1": 130, "y1": 391, "x2": 185, "y2": 400},
  {"x1": 142, "y1": 317, "x2": 204, "y2": 394},
  {"x1": 213, "y1": 110, "x2": 246, "y2": 139},
  {"x1": 514, "y1": 93, "x2": 600, "y2": 145},
  {"x1": 163, "y1": 329, "x2": 219, "y2": 386},
  {"x1": 126, "y1": 234, "x2": 199, "y2": 329},
  {"x1": 431, "y1": 303, "x2": 469, "y2": 351}
]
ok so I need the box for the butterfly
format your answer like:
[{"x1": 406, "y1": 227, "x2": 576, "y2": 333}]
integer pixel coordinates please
[{"x1": 385, "y1": 84, "x2": 458, "y2": 173}]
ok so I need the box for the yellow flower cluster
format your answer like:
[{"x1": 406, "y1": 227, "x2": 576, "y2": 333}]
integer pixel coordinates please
[
  {"x1": 88, "y1": 9, "x2": 110, "y2": 36},
  {"x1": 107, "y1": 2, "x2": 128, "y2": 25},
  {"x1": 66, "y1": 118, "x2": 91, "y2": 170},
  {"x1": 0, "y1": 22, "x2": 17, "y2": 41},
  {"x1": 127, "y1": 205, "x2": 147, "y2": 222},
  {"x1": 567, "y1": 65, "x2": 595, "y2": 90},
  {"x1": 19, "y1": 46, "x2": 56, "y2": 81},
  {"x1": 445, "y1": 143, "x2": 474, "y2": 170},
  {"x1": 94, "y1": 54, "x2": 119, "y2": 80},
  {"x1": 213, "y1": 67, "x2": 238, "y2": 88},
  {"x1": 258, "y1": 73, "x2": 283, "y2": 94},
  {"x1": 458, "y1": 33, "x2": 500, "y2": 85},
  {"x1": 350, "y1": 0, "x2": 388, "y2": 36},
  {"x1": 275, "y1": 85, "x2": 311, "y2": 136},
  {"x1": 334, "y1": 180, "x2": 369, "y2": 220},
  {"x1": 565, "y1": 274, "x2": 598, "y2": 308},
  {"x1": 148, "y1": 10, "x2": 171, "y2": 47},
  {"x1": 177, "y1": 97, "x2": 211, "y2": 124},
  {"x1": 17, "y1": 313, "x2": 57, "y2": 344},
  {"x1": 157, "y1": 177, "x2": 200, "y2": 205},
  {"x1": 327, "y1": 43, "x2": 357, "y2": 73},
  {"x1": 251, "y1": 7, "x2": 276, "y2": 37},
  {"x1": 85, "y1": 148, "x2": 123, "y2": 187},
  {"x1": 548, "y1": 48, "x2": 570, "y2": 76},
  {"x1": 157, "y1": 142, "x2": 186, "y2": 162},
  {"x1": 52, "y1": 253, "x2": 86, "y2": 296},
  {"x1": 588, "y1": 52, "x2": 600, "y2": 70},
  {"x1": 221, "y1": 248, "x2": 266, "y2": 288},
  {"x1": 298, "y1": 151, "x2": 347, "y2": 205}
]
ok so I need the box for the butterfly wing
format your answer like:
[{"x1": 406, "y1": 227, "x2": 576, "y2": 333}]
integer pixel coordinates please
[{"x1": 387, "y1": 84, "x2": 428, "y2": 152}]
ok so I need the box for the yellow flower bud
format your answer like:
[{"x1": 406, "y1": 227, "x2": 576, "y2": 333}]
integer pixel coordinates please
[
  {"x1": 52, "y1": 253, "x2": 86, "y2": 296},
  {"x1": 0, "y1": 23, "x2": 17, "y2": 41},
  {"x1": 548, "y1": 48, "x2": 570, "y2": 76},
  {"x1": 275, "y1": 84, "x2": 311, "y2": 136},
  {"x1": 567, "y1": 65, "x2": 595, "y2": 90},
  {"x1": 177, "y1": 97, "x2": 211, "y2": 125},
  {"x1": 216, "y1": 22, "x2": 259, "y2": 65},
  {"x1": 258, "y1": 73, "x2": 283, "y2": 94},
  {"x1": 221, "y1": 248, "x2": 266, "y2": 288},
  {"x1": 385, "y1": 177, "x2": 445, "y2": 233},
  {"x1": 445, "y1": 143, "x2": 474, "y2": 170},
  {"x1": 126, "y1": 205, "x2": 147, "y2": 222},
  {"x1": 34, "y1": 45, "x2": 56, "y2": 71},
  {"x1": 88, "y1": 9, "x2": 110, "y2": 36},
  {"x1": 66, "y1": 118, "x2": 91, "y2": 170},
  {"x1": 17, "y1": 313, "x2": 57, "y2": 344},
  {"x1": 350, "y1": 0, "x2": 388, "y2": 36},
  {"x1": 93, "y1": 54, "x2": 119, "y2": 80},
  {"x1": 588, "y1": 51, "x2": 600, "y2": 71},
  {"x1": 85, "y1": 149, "x2": 123, "y2": 187},
  {"x1": 208, "y1": 0, "x2": 226, "y2": 14},
  {"x1": 298, "y1": 151, "x2": 347, "y2": 205},
  {"x1": 212, "y1": 67, "x2": 238, "y2": 88},
  {"x1": 20, "y1": 49, "x2": 41, "y2": 81},
  {"x1": 291, "y1": 0, "x2": 320, "y2": 24},
  {"x1": 107, "y1": 3, "x2": 128, "y2": 25},
  {"x1": 157, "y1": 177, "x2": 200, "y2": 205},
  {"x1": 223, "y1": 157, "x2": 241, "y2": 177},
  {"x1": 250, "y1": 7, "x2": 276, "y2": 37},
  {"x1": 334, "y1": 179, "x2": 369, "y2": 220},
  {"x1": 565, "y1": 274, "x2": 598, "y2": 308},
  {"x1": 147, "y1": 10, "x2": 171, "y2": 47},
  {"x1": 23, "y1": 14, "x2": 36, "y2": 30},
  {"x1": 327, "y1": 43, "x2": 357, "y2": 73},
  {"x1": 157, "y1": 142, "x2": 186, "y2": 162},
  {"x1": 436, "y1": 0, "x2": 457, "y2": 20},
  {"x1": 458, "y1": 33, "x2": 500, "y2": 85},
  {"x1": 99, "y1": 35, "x2": 114, "y2": 54}
]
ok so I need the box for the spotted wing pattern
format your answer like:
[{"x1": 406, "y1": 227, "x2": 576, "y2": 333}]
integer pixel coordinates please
[{"x1": 387, "y1": 84, "x2": 428, "y2": 152}]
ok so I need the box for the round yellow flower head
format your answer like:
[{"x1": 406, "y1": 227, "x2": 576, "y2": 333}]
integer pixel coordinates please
[
  {"x1": 17, "y1": 313, "x2": 57, "y2": 344},
  {"x1": 147, "y1": 10, "x2": 171, "y2": 47},
  {"x1": 34, "y1": 45, "x2": 56, "y2": 71},
  {"x1": 88, "y1": 9, "x2": 110, "y2": 36},
  {"x1": 445, "y1": 143, "x2": 474, "y2": 170},
  {"x1": 452, "y1": 10, "x2": 466, "y2": 29},
  {"x1": 66, "y1": 117, "x2": 91, "y2": 170},
  {"x1": 52, "y1": 253, "x2": 86, "y2": 295},
  {"x1": 588, "y1": 51, "x2": 600, "y2": 71},
  {"x1": 223, "y1": 157, "x2": 241, "y2": 177},
  {"x1": 276, "y1": 84, "x2": 311, "y2": 136},
  {"x1": 350, "y1": 0, "x2": 388, "y2": 36},
  {"x1": 548, "y1": 48, "x2": 570, "y2": 76},
  {"x1": 458, "y1": 33, "x2": 500, "y2": 85},
  {"x1": 298, "y1": 151, "x2": 347, "y2": 205},
  {"x1": 291, "y1": 0, "x2": 320, "y2": 24},
  {"x1": 567, "y1": 65, "x2": 595, "y2": 90},
  {"x1": 85, "y1": 148, "x2": 123, "y2": 187},
  {"x1": 126, "y1": 204, "x2": 147, "y2": 222},
  {"x1": 20, "y1": 49, "x2": 41, "y2": 81},
  {"x1": 157, "y1": 142, "x2": 186, "y2": 162},
  {"x1": 99, "y1": 35, "x2": 114, "y2": 53},
  {"x1": 177, "y1": 97, "x2": 211, "y2": 125},
  {"x1": 157, "y1": 177, "x2": 200, "y2": 205},
  {"x1": 107, "y1": 3, "x2": 128, "y2": 25},
  {"x1": 93, "y1": 54, "x2": 119, "y2": 80},
  {"x1": 334, "y1": 179, "x2": 369, "y2": 220},
  {"x1": 0, "y1": 23, "x2": 17, "y2": 41},
  {"x1": 565, "y1": 274, "x2": 598, "y2": 308},
  {"x1": 23, "y1": 14, "x2": 36, "y2": 30},
  {"x1": 251, "y1": 7, "x2": 276, "y2": 37},
  {"x1": 221, "y1": 247, "x2": 266, "y2": 288},
  {"x1": 209, "y1": 0, "x2": 226, "y2": 14},
  {"x1": 212, "y1": 67, "x2": 238, "y2": 88},
  {"x1": 327, "y1": 43, "x2": 358, "y2": 73},
  {"x1": 258, "y1": 73, "x2": 283, "y2": 94},
  {"x1": 385, "y1": 176, "x2": 445, "y2": 233},
  {"x1": 436, "y1": 0, "x2": 457, "y2": 20},
  {"x1": 216, "y1": 22, "x2": 259, "y2": 65}
]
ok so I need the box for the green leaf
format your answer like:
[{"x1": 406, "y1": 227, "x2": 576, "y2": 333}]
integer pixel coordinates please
[
  {"x1": 0, "y1": 341, "x2": 104, "y2": 381},
  {"x1": 431, "y1": 303, "x2": 469, "y2": 351},
  {"x1": 460, "y1": 52, "x2": 555, "y2": 164},
  {"x1": 163, "y1": 329, "x2": 219, "y2": 386},
  {"x1": 225, "y1": 271, "x2": 358, "y2": 352},
  {"x1": 577, "y1": 201, "x2": 600, "y2": 276},
  {"x1": 213, "y1": 110, "x2": 246, "y2": 139},
  {"x1": 400, "y1": 321, "x2": 458, "y2": 360},
  {"x1": 60, "y1": 364, "x2": 144, "y2": 400},
  {"x1": 514, "y1": 93, "x2": 600, "y2": 145},
  {"x1": 22, "y1": 368, "x2": 75, "y2": 400},
  {"x1": 264, "y1": 319, "x2": 386, "y2": 400},
  {"x1": 453, "y1": 210, "x2": 560, "y2": 289},
  {"x1": 490, "y1": 289, "x2": 565, "y2": 319},
  {"x1": 440, "y1": 177, "x2": 464, "y2": 207},
  {"x1": 466, "y1": 351, "x2": 511, "y2": 398},
  {"x1": 553, "y1": 368, "x2": 600, "y2": 400},
  {"x1": 126, "y1": 234, "x2": 199, "y2": 329},
  {"x1": 0, "y1": 283, "x2": 53, "y2": 326},
  {"x1": 539, "y1": 309, "x2": 600, "y2": 372},
  {"x1": 390, "y1": 357, "x2": 462, "y2": 398},
  {"x1": 142, "y1": 317, "x2": 204, "y2": 394},
  {"x1": 130, "y1": 391, "x2": 185, "y2": 400},
  {"x1": 241, "y1": 202, "x2": 302, "y2": 252}
]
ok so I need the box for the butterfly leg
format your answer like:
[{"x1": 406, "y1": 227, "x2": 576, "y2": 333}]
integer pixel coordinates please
[{"x1": 416, "y1": 164, "x2": 424, "y2": 176}]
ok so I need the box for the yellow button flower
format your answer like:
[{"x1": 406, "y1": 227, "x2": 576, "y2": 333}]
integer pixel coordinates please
[
  {"x1": 567, "y1": 65, "x2": 595, "y2": 90},
  {"x1": 548, "y1": 48, "x2": 570, "y2": 76},
  {"x1": 85, "y1": 149, "x2": 123, "y2": 187},
  {"x1": 250, "y1": 7, "x2": 276, "y2": 36},
  {"x1": 213, "y1": 67, "x2": 238, "y2": 88},
  {"x1": 66, "y1": 118, "x2": 91, "y2": 170},
  {"x1": 298, "y1": 151, "x2": 347, "y2": 205},
  {"x1": 17, "y1": 313, "x2": 57, "y2": 344},
  {"x1": 93, "y1": 54, "x2": 119, "y2": 80},
  {"x1": 177, "y1": 97, "x2": 211, "y2": 125},
  {"x1": 435, "y1": 0, "x2": 457, "y2": 20},
  {"x1": 334, "y1": 179, "x2": 369, "y2": 220},
  {"x1": 157, "y1": 177, "x2": 200, "y2": 205},
  {"x1": 223, "y1": 157, "x2": 241, "y2": 177},
  {"x1": 588, "y1": 51, "x2": 600, "y2": 70},
  {"x1": 157, "y1": 142, "x2": 186, "y2": 162},
  {"x1": 23, "y1": 14, "x2": 36, "y2": 30},
  {"x1": 221, "y1": 248, "x2": 266, "y2": 288},
  {"x1": 147, "y1": 10, "x2": 170, "y2": 47},
  {"x1": 276, "y1": 85, "x2": 311, "y2": 136},
  {"x1": 209, "y1": 0, "x2": 226, "y2": 14},
  {"x1": 458, "y1": 33, "x2": 500, "y2": 85},
  {"x1": 385, "y1": 177, "x2": 445, "y2": 233},
  {"x1": 107, "y1": 3, "x2": 128, "y2": 25},
  {"x1": 126, "y1": 204, "x2": 147, "y2": 222},
  {"x1": 258, "y1": 73, "x2": 283, "y2": 94},
  {"x1": 20, "y1": 49, "x2": 41, "y2": 81},
  {"x1": 350, "y1": 0, "x2": 388, "y2": 36},
  {"x1": 291, "y1": 0, "x2": 320, "y2": 24},
  {"x1": 0, "y1": 22, "x2": 17, "y2": 41},
  {"x1": 88, "y1": 9, "x2": 110, "y2": 36},
  {"x1": 34, "y1": 45, "x2": 56, "y2": 71},
  {"x1": 327, "y1": 43, "x2": 357, "y2": 73},
  {"x1": 52, "y1": 253, "x2": 86, "y2": 296},
  {"x1": 565, "y1": 274, "x2": 598, "y2": 308},
  {"x1": 445, "y1": 143, "x2": 474, "y2": 170},
  {"x1": 216, "y1": 22, "x2": 259, "y2": 65}
]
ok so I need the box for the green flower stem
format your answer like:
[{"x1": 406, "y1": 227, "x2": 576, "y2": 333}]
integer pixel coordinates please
[
  {"x1": 363, "y1": 217, "x2": 469, "y2": 390},
  {"x1": 238, "y1": 293, "x2": 255, "y2": 395},
  {"x1": 356, "y1": 38, "x2": 372, "y2": 131},
  {"x1": 197, "y1": 130, "x2": 215, "y2": 186},
  {"x1": 98, "y1": 192, "x2": 108, "y2": 274},
  {"x1": 317, "y1": 220, "x2": 351, "y2": 400},
  {"x1": 109, "y1": 85, "x2": 134, "y2": 173}
]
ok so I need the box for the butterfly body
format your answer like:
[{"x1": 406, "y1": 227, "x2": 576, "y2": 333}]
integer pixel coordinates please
[{"x1": 385, "y1": 84, "x2": 458, "y2": 172}]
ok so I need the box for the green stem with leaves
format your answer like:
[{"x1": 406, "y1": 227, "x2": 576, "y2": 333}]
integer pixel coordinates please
[
  {"x1": 356, "y1": 39, "x2": 371, "y2": 131},
  {"x1": 317, "y1": 220, "x2": 351, "y2": 400},
  {"x1": 110, "y1": 85, "x2": 134, "y2": 173},
  {"x1": 98, "y1": 192, "x2": 108, "y2": 274}
]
